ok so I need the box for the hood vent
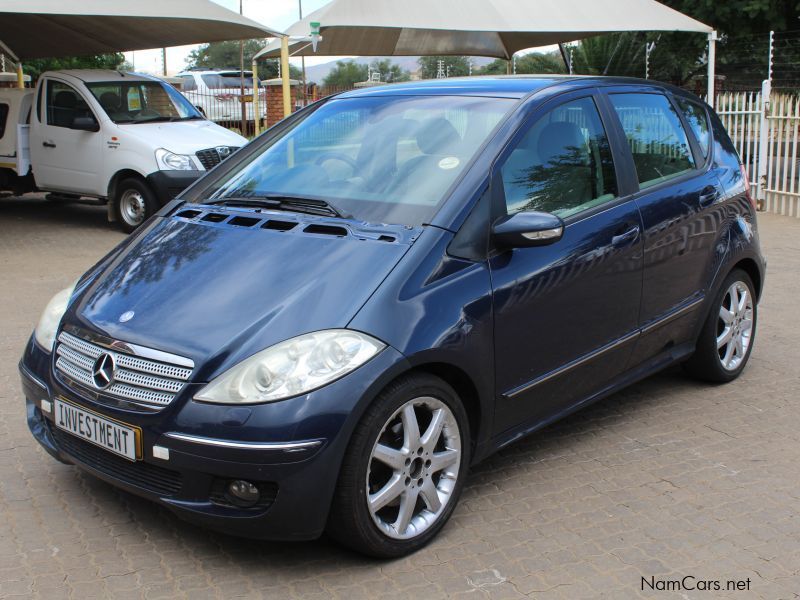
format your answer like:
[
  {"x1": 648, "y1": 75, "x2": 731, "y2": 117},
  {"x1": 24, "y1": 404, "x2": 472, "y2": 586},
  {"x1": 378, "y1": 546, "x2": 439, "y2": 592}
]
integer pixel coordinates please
[{"x1": 173, "y1": 205, "x2": 408, "y2": 243}]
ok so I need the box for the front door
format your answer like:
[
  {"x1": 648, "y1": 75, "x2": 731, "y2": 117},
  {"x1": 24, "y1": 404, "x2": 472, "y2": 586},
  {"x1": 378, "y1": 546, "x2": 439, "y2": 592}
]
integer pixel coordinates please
[
  {"x1": 490, "y1": 93, "x2": 643, "y2": 435},
  {"x1": 29, "y1": 78, "x2": 103, "y2": 194}
]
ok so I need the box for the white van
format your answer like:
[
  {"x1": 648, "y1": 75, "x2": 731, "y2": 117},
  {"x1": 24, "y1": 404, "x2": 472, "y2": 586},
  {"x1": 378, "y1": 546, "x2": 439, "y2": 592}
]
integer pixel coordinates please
[
  {"x1": 0, "y1": 70, "x2": 247, "y2": 232},
  {"x1": 175, "y1": 69, "x2": 266, "y2": 124}
]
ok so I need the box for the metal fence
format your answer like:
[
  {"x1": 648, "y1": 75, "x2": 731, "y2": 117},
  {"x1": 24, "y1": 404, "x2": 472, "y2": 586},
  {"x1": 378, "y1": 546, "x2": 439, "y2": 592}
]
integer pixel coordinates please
[{"x1": 715, "y1": 83, "x2": 800, "y2": 218}]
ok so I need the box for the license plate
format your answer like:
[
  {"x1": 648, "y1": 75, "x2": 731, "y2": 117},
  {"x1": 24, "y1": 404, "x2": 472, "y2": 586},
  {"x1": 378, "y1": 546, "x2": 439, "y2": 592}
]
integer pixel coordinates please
[
  {"x1": 53, "y1": 398, "x2": 141, "y2": 461},
  {"x1": 242, "y1": 94, "x2": 253, "y2": 102}
]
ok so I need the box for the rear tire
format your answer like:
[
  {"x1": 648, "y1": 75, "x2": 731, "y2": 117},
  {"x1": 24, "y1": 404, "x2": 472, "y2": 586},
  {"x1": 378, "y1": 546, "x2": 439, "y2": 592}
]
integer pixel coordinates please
[
  {"x1": 114, "y1": 178, "x2": 157, "y2": 233},
  {"x1": 327, "y1": 373, "x2": 470, "y2": 558},
  {"x1": 683, "y1": 269, "x2": 757, "y2": 383}
]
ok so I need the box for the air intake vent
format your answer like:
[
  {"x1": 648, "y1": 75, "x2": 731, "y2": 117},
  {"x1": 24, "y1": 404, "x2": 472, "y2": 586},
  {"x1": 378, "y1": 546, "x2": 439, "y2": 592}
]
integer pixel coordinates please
[
  {"x1": 304, "y1": 224, "x2": 348, "y2": 237},
  {"x1": 201, "y1": 213, "x2": 228, "y2": 223},
  {"x1": 177, "y1": 209, "x2": 201, "y2": 219},
  {"x1": 229, "y1": 216, "x2": 260, "y2": 228},
  {"x1": 262, "y1": 220, "x2": 297, "y2": 231}
]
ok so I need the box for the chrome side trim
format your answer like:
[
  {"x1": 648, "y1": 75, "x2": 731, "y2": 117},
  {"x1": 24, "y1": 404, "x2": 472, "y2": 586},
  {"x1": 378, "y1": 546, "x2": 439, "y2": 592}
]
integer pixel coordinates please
[
  {"x1": 504, "y1": 330, "x2": 641, "y2": 399},
  {"x1": 164, "y1": 432, "x2": 323, "y2": 452},
  {"x1": 640, "y1": 296, "x2": 705, "y2": 335},
  {"x1": 19, "y1": 362, "x2": 48, "y2": 392}
]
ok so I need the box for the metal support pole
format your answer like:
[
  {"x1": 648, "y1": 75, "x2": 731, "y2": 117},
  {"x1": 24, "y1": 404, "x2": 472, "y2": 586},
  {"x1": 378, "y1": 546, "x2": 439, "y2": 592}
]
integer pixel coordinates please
[
  {"x1": 16, "y1": 61, "x2": 24, "y2": 88},
  {"x1": 252, "y1": 58, "x2": 261, "y2": 136},
  {"x1": 707, "y1": 30, "x2": 717, "y2": 107},
  {"x1": 756, "y1": 78, "x2": 772, "y2": 207},
  {"x1": 280, "y1": 36, "x2": 292, "y2": 118}
]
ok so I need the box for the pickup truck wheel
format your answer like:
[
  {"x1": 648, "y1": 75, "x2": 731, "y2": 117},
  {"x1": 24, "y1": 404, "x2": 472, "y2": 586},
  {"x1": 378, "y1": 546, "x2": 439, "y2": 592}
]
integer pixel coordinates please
[{"x1": 115, "y1": 178, "x2": 157, "y2": 233}]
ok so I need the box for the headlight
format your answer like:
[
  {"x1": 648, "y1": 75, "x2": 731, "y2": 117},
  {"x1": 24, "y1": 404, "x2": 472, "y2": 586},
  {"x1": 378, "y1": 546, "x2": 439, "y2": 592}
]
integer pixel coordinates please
[
  {"x1": 155, "y1": 148, "x2": 196, "y2": 171},
  {"x1": 34, "y1": 283, "x2": 76, "y2": 352},
  {"x1": 194, "y1": 330, "x2": 385, "y2": 404}
]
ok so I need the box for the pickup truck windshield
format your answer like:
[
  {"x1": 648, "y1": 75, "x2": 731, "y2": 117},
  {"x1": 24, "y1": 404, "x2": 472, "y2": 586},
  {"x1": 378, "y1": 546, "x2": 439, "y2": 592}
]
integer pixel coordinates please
[
  {"x1": 205, "y1": 95, "x2": 515, "y2": 226},
  {"x1": 86, "y1": 81, "x2": 202, "y2": 124}
]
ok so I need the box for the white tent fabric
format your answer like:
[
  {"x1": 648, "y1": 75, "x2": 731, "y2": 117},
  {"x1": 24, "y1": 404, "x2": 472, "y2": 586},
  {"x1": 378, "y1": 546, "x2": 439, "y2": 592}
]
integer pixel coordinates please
[
  {"x1": 254, "y1": 0, "x2": 711, "y2": 60},
  {"x1": 0, "y1": 0, "x2": 283, "y2": 61}
]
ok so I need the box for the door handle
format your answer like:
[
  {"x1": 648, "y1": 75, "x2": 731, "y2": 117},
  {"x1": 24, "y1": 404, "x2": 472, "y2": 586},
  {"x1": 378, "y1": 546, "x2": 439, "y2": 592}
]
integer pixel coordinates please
[
  {"x1": 42, "y1": 141, "x2": 56, "y2": 148},
  {"x1": 611, "y1": 225, "x2": 640, "y2": 247},
  {"x1": 699, "y1": 186, "x2": 719, "y2": 207}
]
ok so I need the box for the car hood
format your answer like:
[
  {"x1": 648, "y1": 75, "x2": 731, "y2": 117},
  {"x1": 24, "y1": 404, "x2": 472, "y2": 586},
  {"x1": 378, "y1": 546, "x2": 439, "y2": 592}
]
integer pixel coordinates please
[
  {"x1": 115, "y1": 119, "x2": 247, "y2": 155},
  {"x1": 68, "y1": 206, "x2": 418, "y2": 381}
]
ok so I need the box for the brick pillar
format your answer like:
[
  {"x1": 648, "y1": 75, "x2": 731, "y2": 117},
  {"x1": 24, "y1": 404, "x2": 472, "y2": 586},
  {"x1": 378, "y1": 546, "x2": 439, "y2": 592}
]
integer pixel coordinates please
[{"x1": 265, "y1": 79, "x2": 299, "y2": 128}]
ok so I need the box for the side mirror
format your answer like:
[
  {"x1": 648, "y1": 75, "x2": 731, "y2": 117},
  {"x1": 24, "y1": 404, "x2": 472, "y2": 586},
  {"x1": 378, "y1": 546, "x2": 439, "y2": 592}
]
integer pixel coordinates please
[
  {"x1": 492, "y1": 211, "x2": 564, "y2": 249},
  {"x1": 70, "y1": 116, "x2": 100, "y2": 132}
]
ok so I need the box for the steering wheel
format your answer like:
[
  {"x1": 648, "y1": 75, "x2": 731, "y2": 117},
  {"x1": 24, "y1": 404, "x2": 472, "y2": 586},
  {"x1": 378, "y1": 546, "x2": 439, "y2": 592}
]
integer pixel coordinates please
[{"x1": 314, "y1": 152, "x2": 359, "y2": 173}]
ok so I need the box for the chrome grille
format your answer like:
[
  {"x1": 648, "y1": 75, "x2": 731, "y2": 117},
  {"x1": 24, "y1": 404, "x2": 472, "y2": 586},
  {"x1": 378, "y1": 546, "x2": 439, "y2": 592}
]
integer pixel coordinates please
[
  {"x1": 196, "y1": 146, "x2": 238, "y2": 170},
  {"x1": 54, "y1": 331, "x2": 193, "y2": 409}
]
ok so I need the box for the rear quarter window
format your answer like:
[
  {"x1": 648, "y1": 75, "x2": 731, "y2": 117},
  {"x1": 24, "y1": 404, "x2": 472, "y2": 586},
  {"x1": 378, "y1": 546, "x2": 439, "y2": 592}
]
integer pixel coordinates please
[
  {"x1": 675, "y1": 97, "x2": 711, "y2": 159},
  {"x1": 0, "y1": 103, "x2": 8, "y2": 139}
]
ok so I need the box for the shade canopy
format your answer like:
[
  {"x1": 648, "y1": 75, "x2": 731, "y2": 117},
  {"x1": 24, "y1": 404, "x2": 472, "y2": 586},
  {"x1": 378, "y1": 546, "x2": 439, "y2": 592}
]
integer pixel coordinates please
[
  {"x1": 0, "y1": 0, "x2": 283, "y2": 61},
  {"x1": 254, "y1": 0, "x2": 711, "y2": 60}
]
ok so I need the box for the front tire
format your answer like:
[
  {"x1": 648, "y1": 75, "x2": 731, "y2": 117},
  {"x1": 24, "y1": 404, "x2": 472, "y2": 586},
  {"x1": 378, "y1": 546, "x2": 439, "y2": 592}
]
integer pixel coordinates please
[
  {"x1": 327, "y1": 373, "x2": 470, "y2": 558},
  {"x1": 114, "y1": 178, "x2": 157, "y2": 233},
  {"x1": 684, "y1": 269, "x2": 757, "y2": 383}
]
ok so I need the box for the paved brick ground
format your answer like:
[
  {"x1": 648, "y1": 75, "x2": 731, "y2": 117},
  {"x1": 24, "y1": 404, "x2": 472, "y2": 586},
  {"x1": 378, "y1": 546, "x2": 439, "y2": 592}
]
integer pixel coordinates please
[{"x1": 1, "y1": 195, "x2": 799, "y2": 599}]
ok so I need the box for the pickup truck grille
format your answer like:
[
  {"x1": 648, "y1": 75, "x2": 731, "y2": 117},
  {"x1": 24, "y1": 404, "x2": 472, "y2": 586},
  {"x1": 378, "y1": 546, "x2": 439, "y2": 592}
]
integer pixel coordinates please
[
  {"x1": 54, "y1": 331, "x2": 193, "y2": 410},
  {"x1": 196, "y1": 146, "x2": 239, "y2": 170}
]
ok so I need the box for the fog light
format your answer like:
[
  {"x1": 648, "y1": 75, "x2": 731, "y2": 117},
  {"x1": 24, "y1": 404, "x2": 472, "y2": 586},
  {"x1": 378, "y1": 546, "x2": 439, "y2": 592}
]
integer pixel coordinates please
[{"x1": 227, "y1": 480, "x2": 260, "y2": 507}]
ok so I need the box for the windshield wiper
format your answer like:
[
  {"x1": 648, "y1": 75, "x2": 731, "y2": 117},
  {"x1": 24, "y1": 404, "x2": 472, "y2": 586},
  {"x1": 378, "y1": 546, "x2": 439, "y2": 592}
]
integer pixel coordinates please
[{"x1": 206, "y1": 194, "x2": 351, "y2": 219}]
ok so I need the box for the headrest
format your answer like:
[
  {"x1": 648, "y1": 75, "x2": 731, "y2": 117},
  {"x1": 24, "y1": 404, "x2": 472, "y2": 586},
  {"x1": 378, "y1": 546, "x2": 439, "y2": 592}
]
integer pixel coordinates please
[
  {"x1": 99, "y1": 92, "x2": 121, "y2": 110},
  {"x1": 537, "y1": 121, "x2": 587, "y2": 166},
  {"x1": 416, "y1": 118, "x2": 461, "y2": 155},
  {"x1": 53, "y1": 91, "x2": 77, "y2": 109}
]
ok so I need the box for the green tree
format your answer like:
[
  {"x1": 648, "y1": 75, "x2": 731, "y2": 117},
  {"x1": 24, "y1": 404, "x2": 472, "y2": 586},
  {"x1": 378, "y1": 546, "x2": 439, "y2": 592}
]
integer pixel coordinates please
[
  {"x1": 323, "y1": 60, "x2": 369, "y2": 87},
  {"x1": 480, "y1": 52, "x2": 566, "y2": 75},
  {"x1": 418, "y1": 56, "x2": 471, "y2": 79},
  {"x1": 186, "y1": 40, "x2": 300, "y2": 80},
  {"x1": 22, "y1": 53, "x2": 126, "y2": 82},
  {"x1": 369, "y1": 59, "x2": 411, "y2": 83}
]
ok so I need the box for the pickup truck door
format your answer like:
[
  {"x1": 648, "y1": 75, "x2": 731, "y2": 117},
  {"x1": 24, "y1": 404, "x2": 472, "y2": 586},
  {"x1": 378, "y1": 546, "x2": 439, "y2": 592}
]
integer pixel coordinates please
[{"x1": 29, "y1": 77, "x2": 104, "y2": 195}]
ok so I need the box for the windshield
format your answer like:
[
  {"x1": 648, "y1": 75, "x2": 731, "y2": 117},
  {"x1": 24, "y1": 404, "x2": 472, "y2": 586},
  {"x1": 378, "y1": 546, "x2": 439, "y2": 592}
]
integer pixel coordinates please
[
  {"x1": 204, "y1": 95, "x2": 514, "y2": 226},
  {"x1": 86, "y1": 80, "x2": 202, "y2": 124}
]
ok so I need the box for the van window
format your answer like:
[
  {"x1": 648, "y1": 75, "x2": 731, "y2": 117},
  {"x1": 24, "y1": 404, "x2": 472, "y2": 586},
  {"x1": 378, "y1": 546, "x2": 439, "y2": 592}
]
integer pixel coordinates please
[
  {"x1": 0, "y1": 103, "x2": 8, "y2": 139},
  {"x1": 46, "y1": 80, "x2": 94, "y2": 128},
  {"x1": 609, "y1": 93, "x2": 696, "y2": 189},
  {"x1": 500, "y1": 96, "x2": 618, "y2": 218},
  {"x1": 201, "y1": 72, "x2": 254, "y2": 90},
  {"x1": 675, "y1": 97, "x2": 711, "y2": 159},
  {"x1": 178, "y1": 75, "x2": 197, "y2": 92}
]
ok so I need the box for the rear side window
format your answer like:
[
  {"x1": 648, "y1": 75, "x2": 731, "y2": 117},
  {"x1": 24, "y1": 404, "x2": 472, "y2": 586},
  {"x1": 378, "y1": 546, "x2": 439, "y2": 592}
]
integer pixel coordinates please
[
  {"x1": 178, "y1": 75, "x2": 197, "y2": 91},
  {"x1": 0, "y1": 103, "x2": 8, "y2": 139},
  {"x1": 500, "y1": 96, "x2": 618, "y2": 219},
  {"x1": 675, "y1": 97, "x2": 711, "y2": 159},
  {"x1": 609, "y1": 93, "x2": 696, "y2": 189}
]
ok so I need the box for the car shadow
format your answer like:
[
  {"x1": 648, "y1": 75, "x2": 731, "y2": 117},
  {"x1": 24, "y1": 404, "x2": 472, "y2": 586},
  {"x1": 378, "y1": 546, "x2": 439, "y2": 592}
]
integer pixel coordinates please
[
  {"x1": 69, "y1": 364, "x2": 698, "y2": 567},
  {"x1": 0, "y1": 194, "x2": 118, "y2": 231}
]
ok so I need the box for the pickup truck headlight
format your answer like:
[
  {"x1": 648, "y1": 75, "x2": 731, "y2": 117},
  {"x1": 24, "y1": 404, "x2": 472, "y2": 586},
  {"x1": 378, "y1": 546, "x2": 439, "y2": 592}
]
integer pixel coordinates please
[
  {"x1": 34, "y1": 283, "x2": 76, "y2": 352},
  {"x1": 194, "y1": 330, "x2": 385, "y2": 404},
  {"x1": 155, "y1": 148, "x2": 196, "y2": 171}
]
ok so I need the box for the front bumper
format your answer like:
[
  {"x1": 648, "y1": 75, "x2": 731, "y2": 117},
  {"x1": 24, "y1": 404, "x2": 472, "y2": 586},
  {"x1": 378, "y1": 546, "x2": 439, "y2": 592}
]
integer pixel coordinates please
[
  {"x1": 145, "y1": 170, "x2": 204, "y2": 206},
  {"x1": 20, "y1": 336, "x2": 407, "y2": 540}
]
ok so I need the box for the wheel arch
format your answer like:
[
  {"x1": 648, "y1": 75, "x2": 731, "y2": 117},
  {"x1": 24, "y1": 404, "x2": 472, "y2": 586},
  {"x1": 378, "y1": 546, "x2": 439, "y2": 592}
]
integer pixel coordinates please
[
  {"x1": 730, "y1": 257, "x2": 763, "y2": 300},
  {"x1": 106, "y1": 168, "x2": 148, "y2": 201}
]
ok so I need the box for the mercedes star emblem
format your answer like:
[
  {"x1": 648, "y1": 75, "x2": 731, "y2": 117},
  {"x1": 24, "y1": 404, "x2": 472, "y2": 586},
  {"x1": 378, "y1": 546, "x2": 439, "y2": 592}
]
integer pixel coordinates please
[
  {"x1": 119, "y1": 310, "x2": 135, "y2": 323},
  {"x1": 91, "y1": 353, "x2": 116, "y2": 390}
]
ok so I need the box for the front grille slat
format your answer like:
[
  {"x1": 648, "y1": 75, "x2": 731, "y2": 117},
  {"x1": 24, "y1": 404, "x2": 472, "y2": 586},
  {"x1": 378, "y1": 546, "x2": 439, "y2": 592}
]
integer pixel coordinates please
[
  {"x1": 54, "y1": 331, "x2": 193, "y2": 411},
  {"x1": 196, "y1": 146, "x2": 238, "y2": 170}
]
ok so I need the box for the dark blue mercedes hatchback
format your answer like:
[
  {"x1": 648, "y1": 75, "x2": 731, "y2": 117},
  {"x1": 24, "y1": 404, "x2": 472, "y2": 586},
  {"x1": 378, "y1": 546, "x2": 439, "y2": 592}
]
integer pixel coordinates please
[{"x1": 21, "y1": 76, "x2": 765, "y2": 557}]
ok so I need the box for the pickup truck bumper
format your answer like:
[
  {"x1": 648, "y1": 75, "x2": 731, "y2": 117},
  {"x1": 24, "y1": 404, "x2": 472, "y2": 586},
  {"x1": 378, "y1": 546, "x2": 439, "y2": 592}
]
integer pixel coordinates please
[{"x1": 146, "y1": 170, "x2": 205, "y2": 205}]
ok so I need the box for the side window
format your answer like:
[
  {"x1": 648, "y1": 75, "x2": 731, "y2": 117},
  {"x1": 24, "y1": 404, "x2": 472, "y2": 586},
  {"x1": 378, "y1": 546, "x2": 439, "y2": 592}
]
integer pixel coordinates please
[
  {"x1": 500, "y1": 96, "x2": 618, "y2": 218},
  {"x1": 179, "y1": 76, "x2": 197, "y2": 92},
  {"x1": 46, "y1": 80, "x2": 93, "y2": 128},
  {"x1": 0, "y1": 103, "x2": 8, "y2": 139},
  {"x1": 675, "y1": 97, "x2": 711, "y2": 159},
  {"x1": 609, "y1": 93, "x2": 696, "y2": 189},
  {"x1": 36, "y1": 81, "x2": 43, "y2": 122}
]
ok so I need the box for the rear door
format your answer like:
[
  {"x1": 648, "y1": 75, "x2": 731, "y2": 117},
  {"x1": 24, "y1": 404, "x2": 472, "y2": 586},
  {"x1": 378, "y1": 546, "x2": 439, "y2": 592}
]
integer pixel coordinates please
[
  {"x1": 490, "y1": 90, "x2": 644, "y2": 435},
  {"x1": 29, "y1": 77, "x2": 103, "y2": 194},
  {"x1": 602, "y1": 87, "x2": 722, "y2": 362}
]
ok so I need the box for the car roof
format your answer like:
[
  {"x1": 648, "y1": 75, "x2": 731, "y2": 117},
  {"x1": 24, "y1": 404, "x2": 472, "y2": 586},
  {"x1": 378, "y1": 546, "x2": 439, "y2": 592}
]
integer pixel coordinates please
[
  {"x1": 43, "y1": 70, "x2": 160, "y2": 84},
  {"x1": 336, "y1": 75, "x2": 698, "y2": 100}
]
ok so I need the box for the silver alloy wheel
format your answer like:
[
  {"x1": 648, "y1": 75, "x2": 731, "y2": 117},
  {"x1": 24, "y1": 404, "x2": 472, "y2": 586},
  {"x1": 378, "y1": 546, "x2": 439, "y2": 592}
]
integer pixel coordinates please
[
  {"x1": 366, "y1": 396, "x2": 461, "y2": 540},
  {"x1": 119, "y1": 189, "x2": 146, "y2": 226},
  {"x1": 717, "y1": 281, "x2": 754, "y2": 371}
]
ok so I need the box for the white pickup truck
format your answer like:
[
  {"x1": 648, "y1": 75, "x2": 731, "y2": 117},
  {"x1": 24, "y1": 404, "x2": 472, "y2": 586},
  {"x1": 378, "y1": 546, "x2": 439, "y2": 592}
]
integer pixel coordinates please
[{"x1": 0, "y1": 70, "x2": 247, "y2": 232}]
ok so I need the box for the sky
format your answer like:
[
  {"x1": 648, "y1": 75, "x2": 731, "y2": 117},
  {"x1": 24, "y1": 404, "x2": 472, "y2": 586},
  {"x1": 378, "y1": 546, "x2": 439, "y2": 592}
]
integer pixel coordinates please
[{"x1": 124, "y1": 0, "x2": 337, "y2": 75}]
